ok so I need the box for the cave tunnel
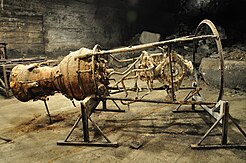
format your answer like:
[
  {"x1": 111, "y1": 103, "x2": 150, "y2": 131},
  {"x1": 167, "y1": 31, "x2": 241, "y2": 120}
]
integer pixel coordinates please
[{"x1": 122, "y1": 0, "x2": 246, "y2": 46}]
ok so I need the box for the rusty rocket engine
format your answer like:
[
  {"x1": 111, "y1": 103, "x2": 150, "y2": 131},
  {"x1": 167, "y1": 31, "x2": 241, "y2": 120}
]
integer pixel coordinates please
[{"x1": 10, "y1": 48, "x2": 109, "y2": 102}]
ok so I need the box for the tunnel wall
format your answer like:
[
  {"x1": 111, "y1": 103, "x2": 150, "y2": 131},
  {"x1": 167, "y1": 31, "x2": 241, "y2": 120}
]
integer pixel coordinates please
[
  {"x1": 0, "y1": 0, "x2": 128, "y2": 58},
  {"x1": 0, "y1": 0, "x2": 245, "y2": 59}
]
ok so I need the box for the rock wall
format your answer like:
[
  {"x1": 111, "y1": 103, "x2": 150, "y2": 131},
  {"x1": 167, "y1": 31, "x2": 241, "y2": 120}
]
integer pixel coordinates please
[
  {"x1": 0, "y1": 0, "x2": 128, "y2": 58},
  {"x1": 0, "y1": 9, "x2": 44, "y2": 58},
  {"x1": 200, "y1": 58, "x2": 246, "y2": 91}
]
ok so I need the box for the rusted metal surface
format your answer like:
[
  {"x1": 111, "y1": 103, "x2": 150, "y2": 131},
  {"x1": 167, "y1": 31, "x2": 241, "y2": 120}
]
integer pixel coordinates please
[
  {"x1": 10, "y1": 64, "x2": 59, "y2": 101},
  {"x1": 8, "y1": 19, "x2": 246, "y2": 150},
  {"x1": 0, "y1": 42, "x2": 51, "y2": 98},
  {"x1": 57, "y1": 47, "x2": 109, "y2": 100},
  {"x1": 10, "y1": 47, "x2": 109, "y2": 102},
  {"x1": 10, "y1": 19, "x2": 245, "y2": 149},
  {"x1": 10, "y1": 19, "x2": 224, "y2": 107},
  {"x1": 109, "y1": 50, "x2": 193, "y2": 101}
]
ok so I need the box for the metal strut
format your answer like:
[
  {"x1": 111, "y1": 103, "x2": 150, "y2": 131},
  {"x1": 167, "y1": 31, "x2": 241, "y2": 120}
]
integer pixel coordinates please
[{"x1": 43, "y1": 99, "x2": 52, "y2": 124}]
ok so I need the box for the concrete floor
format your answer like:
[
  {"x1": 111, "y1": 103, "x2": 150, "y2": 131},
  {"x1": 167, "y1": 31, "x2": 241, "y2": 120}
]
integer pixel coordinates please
[{"x1": 0, "y1": 83, "x2": 246, "y2": 163}]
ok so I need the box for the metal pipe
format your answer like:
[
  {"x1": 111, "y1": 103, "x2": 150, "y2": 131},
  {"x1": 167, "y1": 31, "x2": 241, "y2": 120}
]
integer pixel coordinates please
[
  {"x1": 104, "y1": 97, "x2": 216, "y2": 105},
  {"x1": 77, "y1": 35, "x2": 216, "y2": 59}
]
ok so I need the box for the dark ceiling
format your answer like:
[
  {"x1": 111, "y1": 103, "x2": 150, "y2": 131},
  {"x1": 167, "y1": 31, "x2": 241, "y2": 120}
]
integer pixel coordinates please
[{"x1": 122, "y1": 0, "x2": 246, "y2": 44}]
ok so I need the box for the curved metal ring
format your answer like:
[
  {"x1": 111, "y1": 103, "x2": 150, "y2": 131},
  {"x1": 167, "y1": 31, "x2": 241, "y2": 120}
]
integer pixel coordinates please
[{"x1": 194, "y1": 19, "x2": 224, "y2": 102}]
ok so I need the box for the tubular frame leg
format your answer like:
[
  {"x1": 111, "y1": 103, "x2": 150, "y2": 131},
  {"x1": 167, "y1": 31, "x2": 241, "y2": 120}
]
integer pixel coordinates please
[
  {"x1": 43, "y1": 100, "x2": 52, "y2": 124},
  {"x1": 191, "y1": 101, "x2": 246, "y2": 149},
  {"x1": 81, "y1": 103, "x2": 89, "y2": 142},
  {"x1": 102, "y1": 99, "x2": 107, "y2": 110},
  {"x1": 57, "y1": 99, "x2": 118, "y2": 147},
  {"x1": 221, "y1": 102, "x2": 229, "y2": 145}
]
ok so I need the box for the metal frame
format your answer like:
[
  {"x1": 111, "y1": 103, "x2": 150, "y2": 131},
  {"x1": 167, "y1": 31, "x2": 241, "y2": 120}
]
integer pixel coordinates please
[
  {"x1": 77, "y1": 20, "x2": 223, "y2": 107},
  {"x1": 194, "y1": 19, "x2": 224, "y2": 102},
  {"x1": 173, "y1": 87, "x2": 206, "y2": 113},
  {"x1": 4, "y1": 20, "x2": 242, "y2": 149},
  {"x1": 43, "y1": 98, "x2": 52, "y2": 124},
  {"x1": 57, "y1": 96, "x2": 123, "y2": 147},
  {"x1": 97, "y1": 20, "x2": 244, "y2": 149},
  {"x1": 56, "y1": 20, "x2": 246, "y2": 149},
  {"x1": 191, "y1": 101, "x2": 246, "y2": 149}
]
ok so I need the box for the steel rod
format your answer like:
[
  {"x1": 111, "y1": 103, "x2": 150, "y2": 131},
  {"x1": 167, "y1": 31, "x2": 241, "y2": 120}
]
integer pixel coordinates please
[
  {"x1": 57, "y1": 141, "x2": 118, "y2": 147},
  {"x1": 229, "y1": 114, "x2": 246, "y2": 138},
  {"x1": 197, "y1": 115, "x2": 224, "y2": 145},
  {"x1": 112, "y1": 100, "x2": 122, "y2": 110},
  {"x1": 88, "y1": 116, "x2": 111, "y2": 143},
  {"x1": 191, "y1": 144, "x2": 246, "y2": 149},
  {"x1": 64, "y1": 115, "x2": 82, "y2": 141},
  {"x1": 104, "y1": 97, "x2": 215, "y2": 105},
  {"x1": 77, "y1": 35, "x2": 216, "y2": 59},
  {"x1": 43, "y1": 100, "x2": 52, "y2": 124},
  {"x1": 102, "y1": 100, "x2": 107, "y2": 110}
]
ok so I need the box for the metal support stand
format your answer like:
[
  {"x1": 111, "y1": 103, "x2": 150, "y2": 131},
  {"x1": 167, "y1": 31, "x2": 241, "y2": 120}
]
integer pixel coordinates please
[
  {"x1": 95, "y1": 99, "x2": 125, "y2": 113},
  {"x1": 191, "y1": 101, "x2": 246, "y2": 149},
  {"x1": 57, "y1": 96, "x2": 118, "y2": 147}
]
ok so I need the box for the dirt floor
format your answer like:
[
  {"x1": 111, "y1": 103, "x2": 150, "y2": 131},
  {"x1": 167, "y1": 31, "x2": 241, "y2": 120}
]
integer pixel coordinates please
[{"x1": 0, "y1": 80, "x2": 246, "y2": 163}]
